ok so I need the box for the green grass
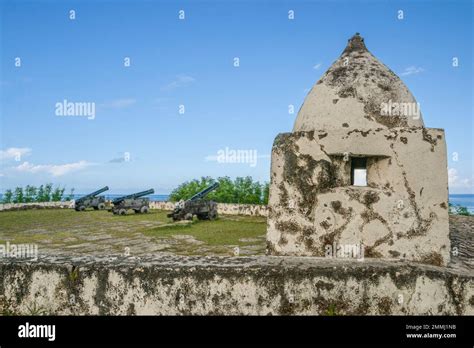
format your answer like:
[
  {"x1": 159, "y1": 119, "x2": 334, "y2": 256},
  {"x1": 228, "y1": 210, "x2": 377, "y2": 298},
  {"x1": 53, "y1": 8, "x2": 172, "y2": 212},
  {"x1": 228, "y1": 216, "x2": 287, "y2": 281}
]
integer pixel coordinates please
[
  {"x1": 0, "y1": 209, "x2": 266, "y2": 256},
  {"x1": 0, "y1": 209, "x2": 169, "y2": 243},
  {"x1": 143, "y1": 215, "x2": 266, "y2": 246}
]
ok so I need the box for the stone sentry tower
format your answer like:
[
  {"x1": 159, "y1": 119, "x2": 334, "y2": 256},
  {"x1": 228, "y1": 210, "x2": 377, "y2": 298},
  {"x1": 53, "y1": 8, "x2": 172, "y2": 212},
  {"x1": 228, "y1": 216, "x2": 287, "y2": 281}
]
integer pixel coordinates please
[{"x1": 267, "y1": 33, "x2": 450, "y2": 266}]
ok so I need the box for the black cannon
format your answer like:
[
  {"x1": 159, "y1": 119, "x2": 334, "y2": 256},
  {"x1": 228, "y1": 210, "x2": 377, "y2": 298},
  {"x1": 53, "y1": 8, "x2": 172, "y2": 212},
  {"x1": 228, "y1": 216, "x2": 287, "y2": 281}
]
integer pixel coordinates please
[
  {"x1": 74, "y1": 186, "x2": 109, "y2": 211},
  {"x1": 168, "y1": 183, "x2": 219, "y2": 221},
  {"x1": 111, "y1": 189, "x2": 154, "y2": 215}
]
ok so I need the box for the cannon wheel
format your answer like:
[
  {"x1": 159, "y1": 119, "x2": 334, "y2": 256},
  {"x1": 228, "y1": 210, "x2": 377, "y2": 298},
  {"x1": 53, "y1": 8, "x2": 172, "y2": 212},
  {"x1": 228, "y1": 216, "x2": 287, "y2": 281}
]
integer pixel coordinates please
[
  {"x1": 98, "y1": 203, "x2": 106, "y2": 210},
  {"x1": 197, "y1": 213, "x2": 209, "y2": 220},
  {"x1": 140, "y1": 206, "x2": 149, "y2": 214},
  {"x1": 118, "y1": 209, "x2": 127, "y2": 216},
  {"x1": 209, "y1": 211, "x2": 218, "y2": 220}
]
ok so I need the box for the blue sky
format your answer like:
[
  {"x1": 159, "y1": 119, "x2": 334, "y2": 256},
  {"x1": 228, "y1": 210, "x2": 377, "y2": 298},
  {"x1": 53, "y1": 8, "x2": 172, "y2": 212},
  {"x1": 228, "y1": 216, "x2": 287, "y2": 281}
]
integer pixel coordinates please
[{"x1": 0, "y1": 0, "x2": 472, "y2": 194}]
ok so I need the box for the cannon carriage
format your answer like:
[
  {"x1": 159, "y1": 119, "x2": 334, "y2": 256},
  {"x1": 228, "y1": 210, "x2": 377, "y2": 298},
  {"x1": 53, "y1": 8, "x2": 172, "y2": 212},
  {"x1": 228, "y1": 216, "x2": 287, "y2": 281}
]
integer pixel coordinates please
[
  {"x1": 74, "y1": 186, "x2": 109, "y2": 211},
  {"x1": 168, "y1": 183, "x2": 219, "y2": 221},
  {"x1": 111, "y1": 189, "x2": 154, "y2": 215}
]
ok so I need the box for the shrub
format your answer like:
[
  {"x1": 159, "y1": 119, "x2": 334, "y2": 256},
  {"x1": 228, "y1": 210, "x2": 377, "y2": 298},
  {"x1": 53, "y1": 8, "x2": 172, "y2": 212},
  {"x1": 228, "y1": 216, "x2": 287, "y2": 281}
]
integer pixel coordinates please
[
  {"x1": 24, "y1": 185, "x2": 37, "y2": 203},
  {"x1": 1, "y1": 184, "x2": 72, "y2": 203},
  {"x1": 449, "y1": 202, "x2": 472, "y2": 216},
  {"x1": 13, "y1": 187, "x2": 24, "y2": 203},
  {"x1": 169, "y1": 176, "x2": 269, "y2": 205},
  {"x1": 2, "y1": 190, "x2": 13, "y2": 204},
  {"x1": 453, "y1": 205, "x2": 472, "y2": 216},
  {"x1": 51, "y1": 187, "x2": 65, "y2": 202}
]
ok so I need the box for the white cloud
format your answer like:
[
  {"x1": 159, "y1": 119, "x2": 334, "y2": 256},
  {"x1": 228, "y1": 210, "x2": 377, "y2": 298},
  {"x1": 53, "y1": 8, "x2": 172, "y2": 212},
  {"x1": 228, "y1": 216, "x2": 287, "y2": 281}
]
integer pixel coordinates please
[
  {"x1": 0, "y1": 147, "x2": 32, "y2": 161},
  {"x1": 15, "y1": 160, "x2": 92, "y2": 177},
  {"x1": 400, "y1": 66, "x2": 424, "y2": 76},
  {"x1": 161, "y1": 74, "x2": 196, "y2": 91},
  {"x1": 448, "y1": 168, "x2": 473, "y2": 188},
  {"x1": 313, "y1": 63, "x2": 322, "y2": 70},
  {"x1": 100, "y1": 98, "x2": 136, "y2": 109}
]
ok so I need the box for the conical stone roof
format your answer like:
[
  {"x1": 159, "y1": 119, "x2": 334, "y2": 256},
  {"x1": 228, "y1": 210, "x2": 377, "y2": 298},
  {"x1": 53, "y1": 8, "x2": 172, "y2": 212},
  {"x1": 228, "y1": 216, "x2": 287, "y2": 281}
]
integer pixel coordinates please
[{"x1": 293, "y1": 33, "x2": 424, "y2": 131}]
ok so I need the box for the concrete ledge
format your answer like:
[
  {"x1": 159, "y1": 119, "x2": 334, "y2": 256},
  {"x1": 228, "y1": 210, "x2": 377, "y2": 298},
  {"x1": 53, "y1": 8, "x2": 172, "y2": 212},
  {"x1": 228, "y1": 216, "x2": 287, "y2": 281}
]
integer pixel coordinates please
[{"x1": 0, "y1": 255, "x2": 472, "y2": 315}]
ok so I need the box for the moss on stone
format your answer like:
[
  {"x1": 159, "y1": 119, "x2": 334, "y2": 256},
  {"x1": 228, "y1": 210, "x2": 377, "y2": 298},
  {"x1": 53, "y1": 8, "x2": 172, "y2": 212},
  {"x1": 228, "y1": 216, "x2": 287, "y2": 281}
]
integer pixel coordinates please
[
  {"x1": 377, "y1": 296, "x2": 393, "y2": 314},
  {"x1": 418, "y1": 252, "x2": 444, "y2": 267}
]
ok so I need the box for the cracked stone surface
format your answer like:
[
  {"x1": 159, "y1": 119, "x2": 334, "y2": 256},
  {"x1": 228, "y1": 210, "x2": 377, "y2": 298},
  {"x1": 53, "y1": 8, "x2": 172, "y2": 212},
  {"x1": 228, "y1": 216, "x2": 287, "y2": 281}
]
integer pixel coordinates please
[
  {"x1": 294, "y1": 33, "x2": 424, "y2": 131},
  {"x1": 0, "y1": 250, "x2": 472, "y2": 315},
  {"x1": 268, "y1": 34, "x2": 449, "y2": 265}
]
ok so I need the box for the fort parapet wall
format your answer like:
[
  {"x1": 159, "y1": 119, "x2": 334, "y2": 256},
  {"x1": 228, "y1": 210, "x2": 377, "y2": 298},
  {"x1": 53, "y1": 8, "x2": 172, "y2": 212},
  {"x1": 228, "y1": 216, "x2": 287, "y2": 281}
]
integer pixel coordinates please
[
  {"x1": 0, "y1": 254, "x2": 472, "y2": 315},
  {"x1": 1, "y1": 202, "x2": 471, "y2": 315},
  {"x1": 0, "y1": 201, "x2": 74, "y2": 211},
  {"x1": 0, "y1": 201, "x2": 269, "y2": 217},
  {"x1": 149, "y1": 201, "x2": 269, "y2": 217}
]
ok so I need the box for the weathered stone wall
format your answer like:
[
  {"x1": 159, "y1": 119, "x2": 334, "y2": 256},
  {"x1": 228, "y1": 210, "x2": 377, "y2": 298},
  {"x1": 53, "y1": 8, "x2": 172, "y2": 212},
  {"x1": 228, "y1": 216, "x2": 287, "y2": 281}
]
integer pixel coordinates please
[
  {"x1": 0, "y1": 255, "x2": 472, "y2": 315},
  {"x1": 150, "y1": 201, "x2": 268, "y2": 217},
  {"x1": 0, "y1": 201, "x2": 269, "y2": 216},
  {"x1": 149, "y1": 201, "x2": 175, "y2": 210},
  {"x1": 267, "y1": 127, "x2": 450, "y2": 265},
  {"x1": 0, "y1": 201, "x2": 74, "y2": 211}
]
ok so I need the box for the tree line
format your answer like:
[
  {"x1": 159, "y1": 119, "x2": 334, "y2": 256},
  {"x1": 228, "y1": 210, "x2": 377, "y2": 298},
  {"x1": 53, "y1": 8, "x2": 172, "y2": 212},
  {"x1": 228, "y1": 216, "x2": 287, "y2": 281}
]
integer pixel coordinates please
[
  {"x1": 169, "y1": 176, "x2": 269, "y2": 205},
  {"x1": 1, "y1": 184, "x2": 74, "y2": 203}
]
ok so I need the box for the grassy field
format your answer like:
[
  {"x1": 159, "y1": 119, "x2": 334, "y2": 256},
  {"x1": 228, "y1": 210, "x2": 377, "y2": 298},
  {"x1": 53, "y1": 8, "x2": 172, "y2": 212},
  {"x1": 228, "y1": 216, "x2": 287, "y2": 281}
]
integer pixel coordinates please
[{"x1": 0, "y1": 209, "x2": 267, "y2": 256}]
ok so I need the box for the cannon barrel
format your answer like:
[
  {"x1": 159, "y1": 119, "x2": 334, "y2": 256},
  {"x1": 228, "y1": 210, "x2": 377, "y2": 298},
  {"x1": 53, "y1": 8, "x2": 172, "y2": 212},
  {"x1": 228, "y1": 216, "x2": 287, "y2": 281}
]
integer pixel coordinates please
[
  {"x1": 76, "y1": 186, "x2": 109, "y2": 202},
  {"x1": 189, "y1": 182, "x2": 219, "y2": 201},
  {"x1": 112, "y1": 189, "x2": 154, "y2": 204}
]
